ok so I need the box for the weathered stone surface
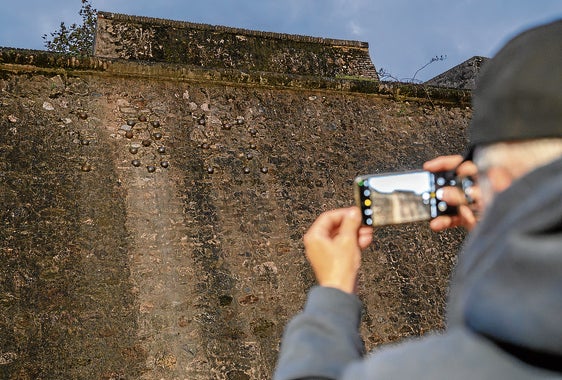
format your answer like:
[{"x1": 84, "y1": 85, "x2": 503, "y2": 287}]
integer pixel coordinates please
[
  {"x1": 425, "y1": 56, "x2": 489, "y2": 90},
  {"x1": 94, "y1": 12, "x2": 379, "y2": 80},
  {"x1": 1, "y1": 15, "x2": 472, "y2": 380},
  {"x1": 0, "y1": 47, "x2": 472, "y2": 105}
]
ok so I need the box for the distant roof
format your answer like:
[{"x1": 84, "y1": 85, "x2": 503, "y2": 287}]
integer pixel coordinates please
[{"x1": 425, "y1": 56, "x2": 489, "y2": 90}]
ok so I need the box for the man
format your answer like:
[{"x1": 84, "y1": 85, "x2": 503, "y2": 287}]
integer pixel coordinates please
[{"x1": 274, "y1": 19, "x2": 562, "y2": 379}]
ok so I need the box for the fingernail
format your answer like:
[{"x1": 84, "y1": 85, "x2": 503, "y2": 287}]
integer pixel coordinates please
[{"x1": 348, "y1": 207, "x2": 360, "y2": 217}]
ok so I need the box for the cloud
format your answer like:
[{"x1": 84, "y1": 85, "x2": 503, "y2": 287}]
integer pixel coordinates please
[{"x1": 348, "y1": 20, "x2": 364, "y2": 36}]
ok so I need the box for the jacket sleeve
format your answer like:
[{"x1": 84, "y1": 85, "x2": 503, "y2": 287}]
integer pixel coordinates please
[{"x1": 273, "y1": 286, "x2": 365, "y2": 380}]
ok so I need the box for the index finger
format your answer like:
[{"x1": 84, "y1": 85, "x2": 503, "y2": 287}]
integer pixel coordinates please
[
  {"x1": 423, "y1": 155, "x2": 464, "y2": 172},
  {"x1": 306, "y1": 208, "x2": 352, "y2": 238},
  {"x1": 423, "y1": 155, "x2": 478, "y2": 179},
  {"x1": 455, "y1": 160, "x2": 478, "y2": 178}
]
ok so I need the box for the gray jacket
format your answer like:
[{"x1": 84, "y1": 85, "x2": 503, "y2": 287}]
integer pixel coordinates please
[{"x1": 274, "y1": 156, "x2": 562, "y2": 380}]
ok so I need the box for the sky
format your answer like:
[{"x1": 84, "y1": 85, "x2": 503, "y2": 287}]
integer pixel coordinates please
[{"x1": 1, "y1": 1, "x2": 561, "y2": 81}]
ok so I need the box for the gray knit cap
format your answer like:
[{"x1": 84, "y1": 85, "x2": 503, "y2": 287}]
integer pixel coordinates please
[{"x1": 466, "y1": 18, "x2": 562, "y2": 158}]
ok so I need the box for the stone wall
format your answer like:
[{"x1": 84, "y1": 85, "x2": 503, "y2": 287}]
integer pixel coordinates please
[
  {"x1": 94, "y1": 12, "x2": 379, "y2": 80},
  {"x1": 1, "y1": 14, "x2": 472, "y2": 380}
]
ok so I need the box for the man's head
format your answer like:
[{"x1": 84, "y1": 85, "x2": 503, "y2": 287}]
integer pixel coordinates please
[
  {"x1": 474, "y1": 138, "x2": 562, "y2": 208},
  {"x1": 468, "y1": 19, "x2": 562, "y2": 209}
]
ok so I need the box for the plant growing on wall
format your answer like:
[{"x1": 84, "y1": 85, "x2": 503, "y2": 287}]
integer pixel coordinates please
[{"x1": 42, "y1": 0, "x2": 97, "y2": 55}]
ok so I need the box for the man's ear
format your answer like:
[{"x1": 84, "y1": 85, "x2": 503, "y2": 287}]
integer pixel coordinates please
[{"x1": 487, "y1": 166, "x2": 514, "y2": 193}]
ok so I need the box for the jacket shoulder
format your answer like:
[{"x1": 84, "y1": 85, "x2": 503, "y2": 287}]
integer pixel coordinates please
[{"x1": 343, "y1": 328, "x2": 561, "y2": 380}]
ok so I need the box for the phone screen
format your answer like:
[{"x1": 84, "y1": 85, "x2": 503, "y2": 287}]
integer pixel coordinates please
[{"x1": 354, "y1": 171, "x2": 445, "y2": 226}]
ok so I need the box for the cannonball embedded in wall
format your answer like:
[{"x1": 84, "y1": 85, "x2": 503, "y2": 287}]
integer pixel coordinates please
[
  {"x1": 260, "y1": 167, "x2": 269, "y2": 174},
  {"x1": 127, "y1": 120, "x2": 136, "y2": 127},
  {"x1": 160, "y1": 161, "x2": 169, "y2": 169},
  {"x1": 125, "y1": 130, "x2": 134, "y2": 139},
  {"x1": 157, "y1": 146, "x2": 166, "y2": 154},
  {"x1": 78, "y1": 111, "x2": 88, "y2": 120},
  {"x1": 131, "y1": 159, "x2": 141, "y2": 167},
  {"x1": 246, "y1": 152, "x2": 254, "y2": 160},
  {"x1": 81, "y1": 162, "x2": 92, "y2": 172},
  {"x1": 129, "y1": 146, "x2": 139, "y2": 154},
  {"x1": 151, "y1": 120, "x2": 160, "y2": 128},
  {"x1": 146, "y1": 165, "x2": 156, "y2": 173},
  {"x1": 153, "y1": 132, "x2": 162, "y2": 140},
  {"x1": 222, "y1": 123, "x2": 232, "y2": 130},
  {"x1": 206, "y1": 166, "x2": 215, "y2": 174},
  {"x1": 243, "y1": 167, "x2": 251, "y2": 174}
]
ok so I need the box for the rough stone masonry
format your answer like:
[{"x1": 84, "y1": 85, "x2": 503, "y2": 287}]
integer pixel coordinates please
[{"x1": 1, "y1": 12, "x2": 471, "y2": 380}]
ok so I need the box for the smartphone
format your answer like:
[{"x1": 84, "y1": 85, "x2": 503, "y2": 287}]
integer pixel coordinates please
[{"x1": 354, "y1": 170, "x2": 464, "y2": 226}]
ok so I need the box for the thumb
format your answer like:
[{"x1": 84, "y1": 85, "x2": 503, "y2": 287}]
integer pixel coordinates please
[{"x1": 339, "y1": 207, "x2": 362, "y2": 236}]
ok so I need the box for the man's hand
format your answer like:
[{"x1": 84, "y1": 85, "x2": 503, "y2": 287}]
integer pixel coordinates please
[
  {"x1": 303, "y1": 207, "x2": 373, "y2": 294},
  {"x1": 423, "y1": 155, "x2": 480, "y2": 232}
]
